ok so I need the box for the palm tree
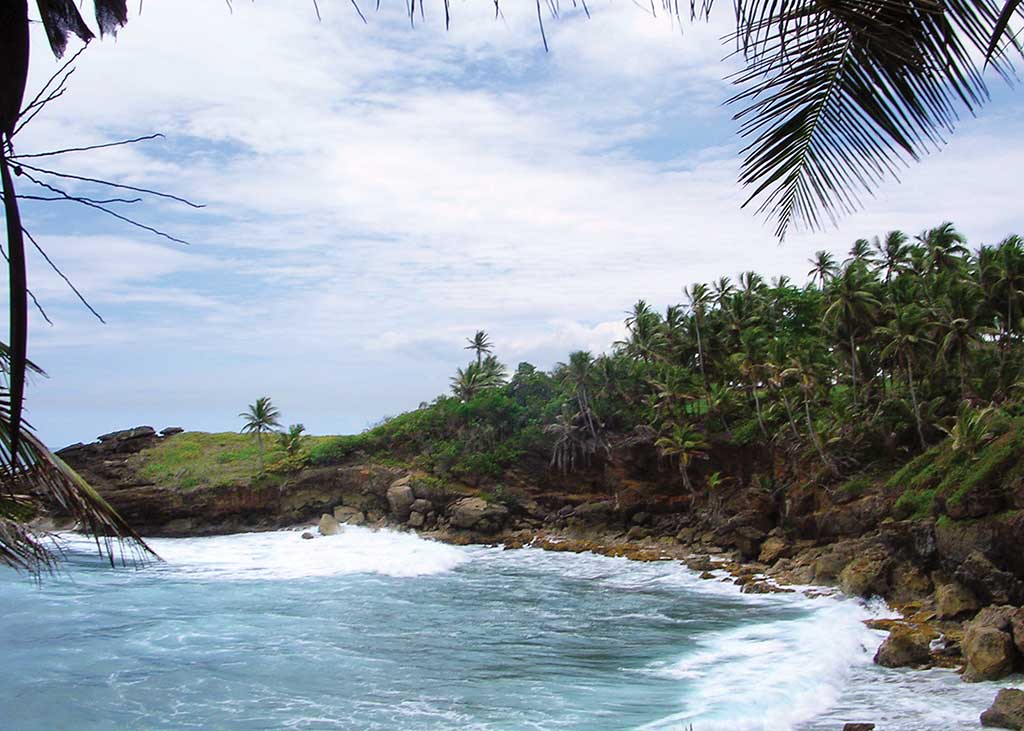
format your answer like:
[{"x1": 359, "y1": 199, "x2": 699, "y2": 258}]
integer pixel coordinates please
[
  {"x1": 807, "y1": 251, "x2": 838, "y2": 288},
  {"x1": 844, "y1": 239, "x2": 877, "y2": 269},
  {"x1": 655, "y1": 422, "x2": 709, "y2": 492},
  {"x1": 824, "y1": 265, "x2": 881, "y2": 402},
  {"x1": 876, "y1": 306, "x2": 933, "y2": 449},
  {"x1": 465, "y1": 330, "x2": 493, "y2": 366},
  {"x1": 277, "y1": 423, "x2": 307, "y2": 456},
  {"x1": 918, "y1": 223, "x2": 969, "y2": 276},
  {"x1": 685, "y1": 283, "x2": 713, "y2": 390},
  {"x1": 451, "y1": 356, "x2": 507, "y2": 400},
  {"x1": 556, "y1": 351, "x2": 600, "y2": 438},
  {"x1": 239, "y1": 396, "x2": 282, "y2": 471},
  {"x1": 873, "y1": 231, "x2": 911, "y2": 284}
]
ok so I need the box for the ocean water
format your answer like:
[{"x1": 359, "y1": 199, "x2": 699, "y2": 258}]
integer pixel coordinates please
[{"x1": 0, "y1": 527, "x2": 1017, "y2": 731}]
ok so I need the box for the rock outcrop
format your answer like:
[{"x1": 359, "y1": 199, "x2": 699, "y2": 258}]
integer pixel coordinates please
[
  {"x1": 981, "y1": 689, "x2": 1024, "y2": 730},
  {"x1": 318, "y1": 513, "x2": 341, "y2": 536},
  {"x1": 873, "y1": 625, "x2": 933, "y2": 668},
  {"x1": 962, "y1": 607, "x2": 1023, "y2": 682}
]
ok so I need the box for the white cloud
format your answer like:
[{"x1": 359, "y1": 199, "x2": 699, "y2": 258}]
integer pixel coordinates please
[{"x1": 10, "y1": 0, "x2": 1024, "y2": 447}]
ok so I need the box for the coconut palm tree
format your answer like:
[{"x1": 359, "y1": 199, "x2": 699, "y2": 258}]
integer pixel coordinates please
[
  {"x1": 451, "y1": 356, "x2": 507, "y2": 400},
  {"x1": 277, "y1": 423, "x2": 307, "y2": 456},
  {"x1": 239, "y1": 396, "x2": 282, "y2": 471},
  {"x1": 873, "y1": 231, "x2": 911, "y2": 284},
  {"x1": 685, "y1": 283, "x2": 713, "y2": 390},
  {"x1": 464, "y1": 330, "x2": 493, "y2": 366},
  {"x1": 876, "y1": 306, "x2": 933, "y2": 448},
  {"x1": 654, "y1": 422, "x2": 709, "y2": 492},
  {"x1": 824, "y1": 265, "x2": 881, "y2": 402},
  {"x1": 807, "y1": 251, "x2": 839, "y2": 288}
]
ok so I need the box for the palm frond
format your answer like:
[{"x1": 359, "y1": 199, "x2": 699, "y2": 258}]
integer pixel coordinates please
[
  {"x1": 0, "y1": 386, "x2": 156, "y2": 573},
  {"x1": 728, "y1": 0, "x2": 1014, "y2": 238}
]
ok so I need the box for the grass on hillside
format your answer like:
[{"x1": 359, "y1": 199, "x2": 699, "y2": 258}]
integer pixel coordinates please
[{"x1": 132, "y1": 431, "x2": 336, "y2": 490}]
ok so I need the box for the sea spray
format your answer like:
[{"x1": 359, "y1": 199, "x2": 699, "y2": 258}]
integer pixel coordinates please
[{"x1": 1, "y1": 528, "x2": 1009, "y2": 731}]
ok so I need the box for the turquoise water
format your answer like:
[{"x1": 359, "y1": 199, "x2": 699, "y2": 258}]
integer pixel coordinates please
[{"x1": 0, "y1": 528, "x2": 1010, "y2": 730}]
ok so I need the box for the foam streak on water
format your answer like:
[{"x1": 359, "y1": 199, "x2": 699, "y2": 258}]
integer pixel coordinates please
[{"x1": 1, "y1": 527, "x2": 1018, "y2": 731}]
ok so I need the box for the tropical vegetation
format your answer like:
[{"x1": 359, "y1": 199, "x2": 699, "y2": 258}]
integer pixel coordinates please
[{"x1": 311, "y1": 223, "x2": 1024, "y2": 509}]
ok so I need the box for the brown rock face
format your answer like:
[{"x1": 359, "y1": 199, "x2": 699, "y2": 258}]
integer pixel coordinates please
[
  {"x1": 758, "y1": 536, "x2": 791, "y2": 565},
  {"x1": 448, "y1": 497, "x2": 509, "y2": 533},
  {"x1": 963, "y1": 626, "x2": 1017, "y2": 682},
  {"x1": 386, "y1": 478, "x2": 416, "y2": 521},
  {"x1": 873, "y1": 625, "x2": 933, "y2": 668},
  {"x1": 981, "y1": 688, "x2": 1024, "y2": 729},
  {"x1": 840, "y1": 552, "x2": 891, "y2": 598},
  {"x1": 935, "y1": 581, "x2": 981, "y2": 619}
]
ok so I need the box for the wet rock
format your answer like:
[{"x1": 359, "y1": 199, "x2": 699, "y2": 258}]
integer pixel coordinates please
[
  {"x1": 333, "y1": 505, "x2": 366, "y2": 525},
  {"x1": 449, "y1": 497, "x2": 508, "y2": 533},
  {"x1": 318, "y1": 513, "x2": 341, "y2": 536},
  {"x1": 935, "y1": 581, "x2": 981, "y2": 619},
  {"x1": 963, "y1": 625, "x2": 1016, "y2": 682},
  {"x1": 839, "y1": 552, "x2": 891, "y2": 598},
  {"x1": 758, "y1": 536, "x2": 791, "y2": 565},
  {"x1": 981, "y1": 689, "x2": 1024, "y2": 729},
  {"x1": 842, "y1": 724, "x2": 876, "y2": 731},
  {"x1": 386, "y1": 478, "x2": 415, "y2": 521},
  {"x1": 873, "y1": 625, "x2": 933, "y2": 668},
  {"x1": 301, "y1": 531, "x2": 315, "y2": 540}
]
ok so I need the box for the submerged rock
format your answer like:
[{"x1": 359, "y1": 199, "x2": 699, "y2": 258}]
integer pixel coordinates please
[
  {"x1": 318, "y1": 513, "x2": 341, "y2": 536},
  {"x1": 981, "y1": 688, "x2": 1024, "y2": 729},
  {"x1": 301, "y1": 532, "x2": 314, "y2": 540}
]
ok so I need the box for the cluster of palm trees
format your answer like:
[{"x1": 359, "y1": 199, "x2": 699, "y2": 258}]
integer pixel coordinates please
[
  {"x1": 597, "y1": 223, "x2": 1024, "y2": 486},
  {"x1": 450, "y1": 331, "x2": 508, "y2": 401}
]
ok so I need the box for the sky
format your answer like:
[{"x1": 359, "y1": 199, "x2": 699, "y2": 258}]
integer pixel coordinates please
[{"x1": 6, "y1": 0, "x2": 1024, "y2": 448}]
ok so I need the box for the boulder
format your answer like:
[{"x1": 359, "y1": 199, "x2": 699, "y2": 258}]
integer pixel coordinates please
[
  {"x1": 839, "y1": 553, "x2": 891, "y2": 598},
  {"x1": 963, "y1": 626, "x2": 1016, "y2": 682},
  {"x1": 333, "y1": 505, "x2": 366, "y2": 526},
  {"x1": 573, "y1": 501, "x2": 616, "y2": 524},
  {"x1": 318, "y1": 513, "x2": 341, "y2": 536},
  {"x1": 873, "y1": 625, "x2": 933, "y2": 668},
  {"x1": 410, "y1": 498, "x2": 433, "y2": 516},
  {"x1": 449, "y1": 497, "x2": 509, "y2": 533},
  {"x1": 408, "y1": 511, "x2": 425, "y2": 528},
  {"x1": 981, "y1": 689, "x2": 1024, "y2": 729},
  {"x1": 758, "y1": 536, "x2": 791, "y2": 565},
  {"x1": 935, "y1": 581, "x2": 981, "y2": 619},
  {"x1": 955, "y1": 551, "x2": 1024, "y2": 606},
  {"x1": 160, "y1": 426, "x2": 184, "y2": 436},
  {"x1": 843, "y1": 724, "x2": 876, "y2": 731},
  {"x1": 1012, "y1": 610, "x2": 1024, "y2": 658},
  {"x1": 301, "y1": 531, "x2": 315, "y2": 540},
  {"x1": 386, "y1": 478, "x2": 416, "y2": 521}
]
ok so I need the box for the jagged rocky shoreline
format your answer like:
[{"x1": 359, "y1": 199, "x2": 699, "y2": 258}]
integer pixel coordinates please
[{"x1": 53, "y1": 426, "x2": 1024, "y2": 729}]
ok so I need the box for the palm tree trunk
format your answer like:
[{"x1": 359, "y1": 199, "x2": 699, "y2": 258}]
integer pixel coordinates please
[
  {"x1": 680, "y1": 460, "x2": 693, "y2": 492},
  {"x1": 257, "y1": 431, "x2": 265, "y2": 471},
  {"x1": 849, "y1": 332, "x2": 858, "y2": 403},
  {"x1": 694, "y1": 318, "x2": 709, "y2": 391},
  {"x1": 905, "y1": 358, "x2": 927, "y2": 450},
  {"x1": 780, "y1": 391, "x2": 801, "y2": 441},
  {"x1": 751, "y1": 383, "x2": 769, "y2": 440},
  {"x1": 803, "y1": 389, "x2": 837, "y2": 477}
]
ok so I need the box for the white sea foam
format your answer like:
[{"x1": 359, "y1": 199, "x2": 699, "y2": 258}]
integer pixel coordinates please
[
  {"x1": 67, "y1": 526, "x2": 471, "y2": 581},
  {"x1": 637, "y1": 597, "x2": 881, "y2": 731}
]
